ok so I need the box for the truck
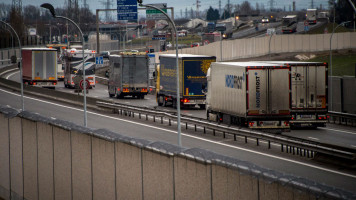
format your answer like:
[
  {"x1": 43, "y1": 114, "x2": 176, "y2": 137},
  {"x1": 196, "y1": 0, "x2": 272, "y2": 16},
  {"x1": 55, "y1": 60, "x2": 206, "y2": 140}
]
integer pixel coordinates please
[
  {"x1": 306, "y1": 9, "x2": 317, "y2": 24},
  {"x1": 258, "y1": 61, "x2": 328, "y2": 128},
  {"x1": 21, "y1": 48, "x2": 58, "y2": 88},
  {"x1": 281, "y1": 15, "x2": 298, "y2": 34},
  {"x1": 108, "y1": 52, "x2": 149, "y2": 99},
  {"x1": 63, "y1": 48, "x2": 96, "y2": 88},
  {"x1": 157, "y1": 54, "x2": 216, "y2": 108},
  {"x1": 206, "y1": 62, "x2": 291, "y2": 131}
]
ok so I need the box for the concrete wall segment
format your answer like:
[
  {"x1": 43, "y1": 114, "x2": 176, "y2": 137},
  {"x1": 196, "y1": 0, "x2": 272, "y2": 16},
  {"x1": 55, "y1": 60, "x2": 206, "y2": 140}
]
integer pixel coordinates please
[
  {"x1": 0, "y1": 114, "x2": 10, "y2": 200},
  {"x1": 71, "y1": 131, "x2": 92, "y2": 200},
  {"x1": 53, "y1": 127, "x2": 72, "y2": 200},
  {"x1": 9, "y1": 117, "x2": 23, "y2": 199},
  {"x1": 92, "y1": 137, "x2": 115, "y2": 200},
  {"x1": 116, "y1": 142, "x2": 142, "y2": 200},
  {"x1": 37, "y1": 122, "x2": 54, "y2": 200},
  {"x1": 142, "y1": 149, "x2": 174, "y2": 200},
  {"x1": 22, "y1": 119, "x2": 38, "y2": 200}
]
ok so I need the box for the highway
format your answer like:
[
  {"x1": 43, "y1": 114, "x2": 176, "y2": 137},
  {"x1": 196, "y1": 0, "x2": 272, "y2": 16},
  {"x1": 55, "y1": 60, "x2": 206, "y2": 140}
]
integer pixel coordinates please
[
  {"x1": 0, "y1": 84, "x2": 356, "y2": 193},
  {"x1": 6, "y1": 70, "x2": 356, "y2": 149}
]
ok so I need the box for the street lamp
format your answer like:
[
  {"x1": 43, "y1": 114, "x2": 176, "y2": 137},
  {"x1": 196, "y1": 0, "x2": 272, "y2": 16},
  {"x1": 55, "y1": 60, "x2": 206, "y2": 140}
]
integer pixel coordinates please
[
  {"x1": 0, "y1": 20, "x2": 24, "y2": 111},
  {"x1": 329, "y1": 21, "x2": 350, "y2": 111},
  {"x1": 41, "y1": 3, "x2": 88, "y2": 127},
  {"x1": 138, "y1": 0, "x2": 182, "y2": 147},
  {"x1": 123, "y1": 25, "x2": 142, "y2": 52}
]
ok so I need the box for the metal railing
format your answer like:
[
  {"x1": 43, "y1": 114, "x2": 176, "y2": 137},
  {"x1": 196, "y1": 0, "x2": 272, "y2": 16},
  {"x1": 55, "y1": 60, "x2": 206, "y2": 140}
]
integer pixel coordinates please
[
  {"x1": 328, "y1": 111, "x2": 356, "y2": 127},
  {"x1": 97, "y1": 101, "x2": 356, "y2": 161}
]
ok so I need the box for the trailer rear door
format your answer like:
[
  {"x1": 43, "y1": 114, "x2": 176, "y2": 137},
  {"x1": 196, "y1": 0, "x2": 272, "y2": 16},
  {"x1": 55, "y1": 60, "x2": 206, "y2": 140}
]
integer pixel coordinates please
[{"x1": 248, "y1": 67, "x2": 290, "y2": 115}]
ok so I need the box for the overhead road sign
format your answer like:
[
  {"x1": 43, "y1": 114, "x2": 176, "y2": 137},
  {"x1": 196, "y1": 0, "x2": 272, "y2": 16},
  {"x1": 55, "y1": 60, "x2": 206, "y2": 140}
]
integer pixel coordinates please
[
  {"x1": 146, "y1": 3, "x2": 167, "y2": 20},
  {"x1": 117, "y1": 0, "x2": 137, "y2": 20}
]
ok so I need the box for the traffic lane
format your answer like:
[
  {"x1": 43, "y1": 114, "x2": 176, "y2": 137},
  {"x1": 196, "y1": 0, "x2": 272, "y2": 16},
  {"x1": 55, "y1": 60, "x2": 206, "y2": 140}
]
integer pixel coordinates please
[
  {"x1": 5, "y1": 71, "x2": 356, "y2": 147},
  {"x1": 232, "y1": 22, "x2": 280, "y2": 39},
  {"x1": 6, "y1": 70, "x2": 207, "y2": 117},
  {"x1": 285, "y1": 127, "x2": 356, "y2": 149},
  {"x1": 1, "y1": 87, "x2": 356, "y2": 193}
]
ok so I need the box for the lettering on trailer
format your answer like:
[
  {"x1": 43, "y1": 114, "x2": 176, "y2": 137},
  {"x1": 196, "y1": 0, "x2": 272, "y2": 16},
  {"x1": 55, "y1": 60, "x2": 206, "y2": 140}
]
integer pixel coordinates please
[
  {"x1": 225, "y1": 73, "x2": 244, "y2": 90},
  {"x1": 255, "y1": 72, "x2": 260, "y2": 108}
]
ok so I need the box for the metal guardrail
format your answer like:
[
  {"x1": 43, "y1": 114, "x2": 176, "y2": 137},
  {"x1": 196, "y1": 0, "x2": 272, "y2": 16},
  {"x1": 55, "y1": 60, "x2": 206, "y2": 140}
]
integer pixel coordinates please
[
  {"x1": 328, "y1": 111, "x2": 356, "y2": 127},
  {"x1": 97, "y1": 101, "x2": 356, "y2": 161}
]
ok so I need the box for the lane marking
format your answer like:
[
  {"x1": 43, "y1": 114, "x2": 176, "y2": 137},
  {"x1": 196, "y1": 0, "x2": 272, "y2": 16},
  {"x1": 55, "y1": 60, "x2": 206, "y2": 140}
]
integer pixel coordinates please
[
  {"x1": 1, "y1": 88, "x2": 356, "y2": 179},
  {"x1": 0, "y1": 68, "x2": 18, "y2": 76},
  {"x1": 308, "y1": 137, "x2": 319, "y2": 141},
  {"x1": 351, "y1": 145, "x2": 356, "y2": 148},
  {"x1": 319, "y1": 127, "x2": 356, "y2": 135},
  {"x1": 6, "y1": 71, "x2": 19, "y2": 79}
]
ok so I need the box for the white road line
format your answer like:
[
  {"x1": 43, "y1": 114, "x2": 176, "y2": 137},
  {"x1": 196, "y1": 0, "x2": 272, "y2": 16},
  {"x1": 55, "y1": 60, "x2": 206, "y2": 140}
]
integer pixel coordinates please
[
  {"x1": 351, "y1": 145, "x2": 356, "y2": 148},
  {"x1": 319, "y1": 127, "x2": 356, "y2": 135},
  {"x1": 1, "y1": 88, "x2": 356, "y2": 179},
  {"x1": 6, "y1": 71, "x2": 19, "y2": 79},
  {"x1": 0, "y1": 68, "x2": 18, "y2": 76},
  {"x1": 308, "y1": 137, "x2": 319, "y2": 141}
]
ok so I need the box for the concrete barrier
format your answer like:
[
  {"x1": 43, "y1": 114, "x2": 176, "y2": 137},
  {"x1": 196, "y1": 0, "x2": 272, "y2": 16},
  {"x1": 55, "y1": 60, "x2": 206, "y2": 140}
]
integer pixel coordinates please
[
  {"x1": 0, "y1": 105, "x2": 355, "y2": 200},
  {"x1": 160, "y1": 32, "x2": 356, "y2": 61},
  {"x1": 0, "y1": 113, "x2": 10, "y2": 200}
]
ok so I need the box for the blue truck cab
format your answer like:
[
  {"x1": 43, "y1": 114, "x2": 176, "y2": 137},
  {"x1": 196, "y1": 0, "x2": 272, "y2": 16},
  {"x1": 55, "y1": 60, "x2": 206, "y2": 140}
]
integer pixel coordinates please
[{"x1": 157, "y1": 54, "x2": 216, "y2": 109}]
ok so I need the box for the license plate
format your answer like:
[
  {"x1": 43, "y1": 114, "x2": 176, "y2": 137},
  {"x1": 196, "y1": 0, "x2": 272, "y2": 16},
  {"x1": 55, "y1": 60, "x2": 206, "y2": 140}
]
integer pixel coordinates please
[
  {"x1": 300, "y1": 115, "x2": 312, "y2": 118},
  {"x1": 263, "y1": 121, "x2": 277, "y2": 126}
]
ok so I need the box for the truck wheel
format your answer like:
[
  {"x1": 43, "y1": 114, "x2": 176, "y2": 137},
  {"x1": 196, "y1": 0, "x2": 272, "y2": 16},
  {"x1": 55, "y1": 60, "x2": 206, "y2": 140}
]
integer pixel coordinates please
[
  {"x1": 158, "y1": 95, "x2": 164, "y2": 106},
  {"x1": 109, "y1": 93, "x2": 114, "y2": 98}
]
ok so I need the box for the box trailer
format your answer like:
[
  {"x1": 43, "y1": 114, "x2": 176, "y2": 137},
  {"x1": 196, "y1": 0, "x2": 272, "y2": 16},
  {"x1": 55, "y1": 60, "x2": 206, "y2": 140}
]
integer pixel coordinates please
[
  {"x1": 282, "y1": 15, "x2": 297, "y2": 34},
  {"x1": 22, "y1": 48, "x2": 58, "y2": 88},
  {"x1": 306, "y1": 9, "x2": 317, "y2": 24},
  {"x1": 157, "y1": 54, "x2": 216, "y2": 108},
  {"x1": 259, "y1": 61, "x2": 328, "y2": 128},
  {"x1": 108, "y1": 52, "x2": 149, "y2": 99},
  {"x1": 206, "y1": 62, "x2": 291, "y2": 130}
]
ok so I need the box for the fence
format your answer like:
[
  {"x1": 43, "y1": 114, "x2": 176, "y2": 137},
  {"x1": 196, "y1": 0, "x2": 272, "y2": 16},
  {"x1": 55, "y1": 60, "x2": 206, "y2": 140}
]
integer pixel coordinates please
[{"x1": 0, "y1": 105, "x2": 355, "y2": 200}]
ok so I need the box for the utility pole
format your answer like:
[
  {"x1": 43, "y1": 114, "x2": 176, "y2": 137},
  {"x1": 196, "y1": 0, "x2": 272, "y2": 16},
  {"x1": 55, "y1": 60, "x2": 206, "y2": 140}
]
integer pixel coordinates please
[
  {"x1": 219, "y1": 0, "x2": 221, "y2": 16},
  {"x1": 268, "y1": 0, "x2": 275, "y2": 11},
  {"x1": 196, "y1": 0, "x2": 201, "y2": 18},
  {"x1": 228, "y1": 0, "x2": 231, "y2": 14}
]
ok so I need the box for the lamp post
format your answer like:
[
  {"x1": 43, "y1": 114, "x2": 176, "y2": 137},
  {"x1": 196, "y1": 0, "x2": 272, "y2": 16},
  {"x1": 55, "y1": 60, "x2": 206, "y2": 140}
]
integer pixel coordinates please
[
  {"x1": 329, "y1": 21, "x2": 350, "y2": 111},
  {"x1": 41, "y1": 3, "x2": 88, "y2": 127},
  {"x1": 0, "y1": 20, "x2": 24, "y2": 111},
  {"x1": 138, "y1": 0, "x2": 182, "y2": 147}
]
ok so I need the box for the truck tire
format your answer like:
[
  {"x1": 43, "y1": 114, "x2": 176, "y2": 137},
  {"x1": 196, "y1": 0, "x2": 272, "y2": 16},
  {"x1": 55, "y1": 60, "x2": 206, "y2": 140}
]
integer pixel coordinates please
[
  {"x1": 158, "y1": 95, "x2": 164, "y2": 106},
  {"x1": 109, "y1": 93, "x2": 114, "y2": 98},
  {"x1": 199, "y1": 104, "x2": 206, "y2": 109}
]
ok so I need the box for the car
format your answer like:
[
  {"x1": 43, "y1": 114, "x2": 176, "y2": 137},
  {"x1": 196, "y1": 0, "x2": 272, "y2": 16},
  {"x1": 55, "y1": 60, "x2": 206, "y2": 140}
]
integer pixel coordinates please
[
  {"x1": 100, "y1": 51, "x2": 110, "y2": 58},
  {"x1": 261, "y1": 17, "x2": 269, "y2": 23},
  {"x1": 191, "y1": 42, "x2": 200, "y2": 47}
]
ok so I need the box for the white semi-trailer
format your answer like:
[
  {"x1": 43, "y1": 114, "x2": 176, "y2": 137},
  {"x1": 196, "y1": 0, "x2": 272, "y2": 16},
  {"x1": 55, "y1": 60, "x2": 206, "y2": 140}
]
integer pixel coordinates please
[
  {"x1": 206, "y1": 62, "x2": 291, "y2": 131},
  {"x1": 258, "y1": 61, "x2": 328, "y2": 128},
  {"x1": 306, "y1": 9, "x2": 317, "y2": 24},
  {"x1": 22, "y1": 48, "x2": 58, "y2": 88}
]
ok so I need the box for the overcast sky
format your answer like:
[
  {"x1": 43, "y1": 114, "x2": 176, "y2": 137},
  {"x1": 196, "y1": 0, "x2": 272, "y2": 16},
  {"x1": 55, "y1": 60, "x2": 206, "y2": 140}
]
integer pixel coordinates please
[{"x1": 3, "y1": 0, "x2": 330, "y2": 18}]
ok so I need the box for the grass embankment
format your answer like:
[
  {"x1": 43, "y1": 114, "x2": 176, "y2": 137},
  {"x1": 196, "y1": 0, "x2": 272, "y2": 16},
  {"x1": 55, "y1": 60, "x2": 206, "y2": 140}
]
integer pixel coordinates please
[
  {"x1": 308, "y1": 22, "x2": 351, "y2": 34},
  {"x1": 308, "y1": 52, "x2": 356, "y2": 76}
]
